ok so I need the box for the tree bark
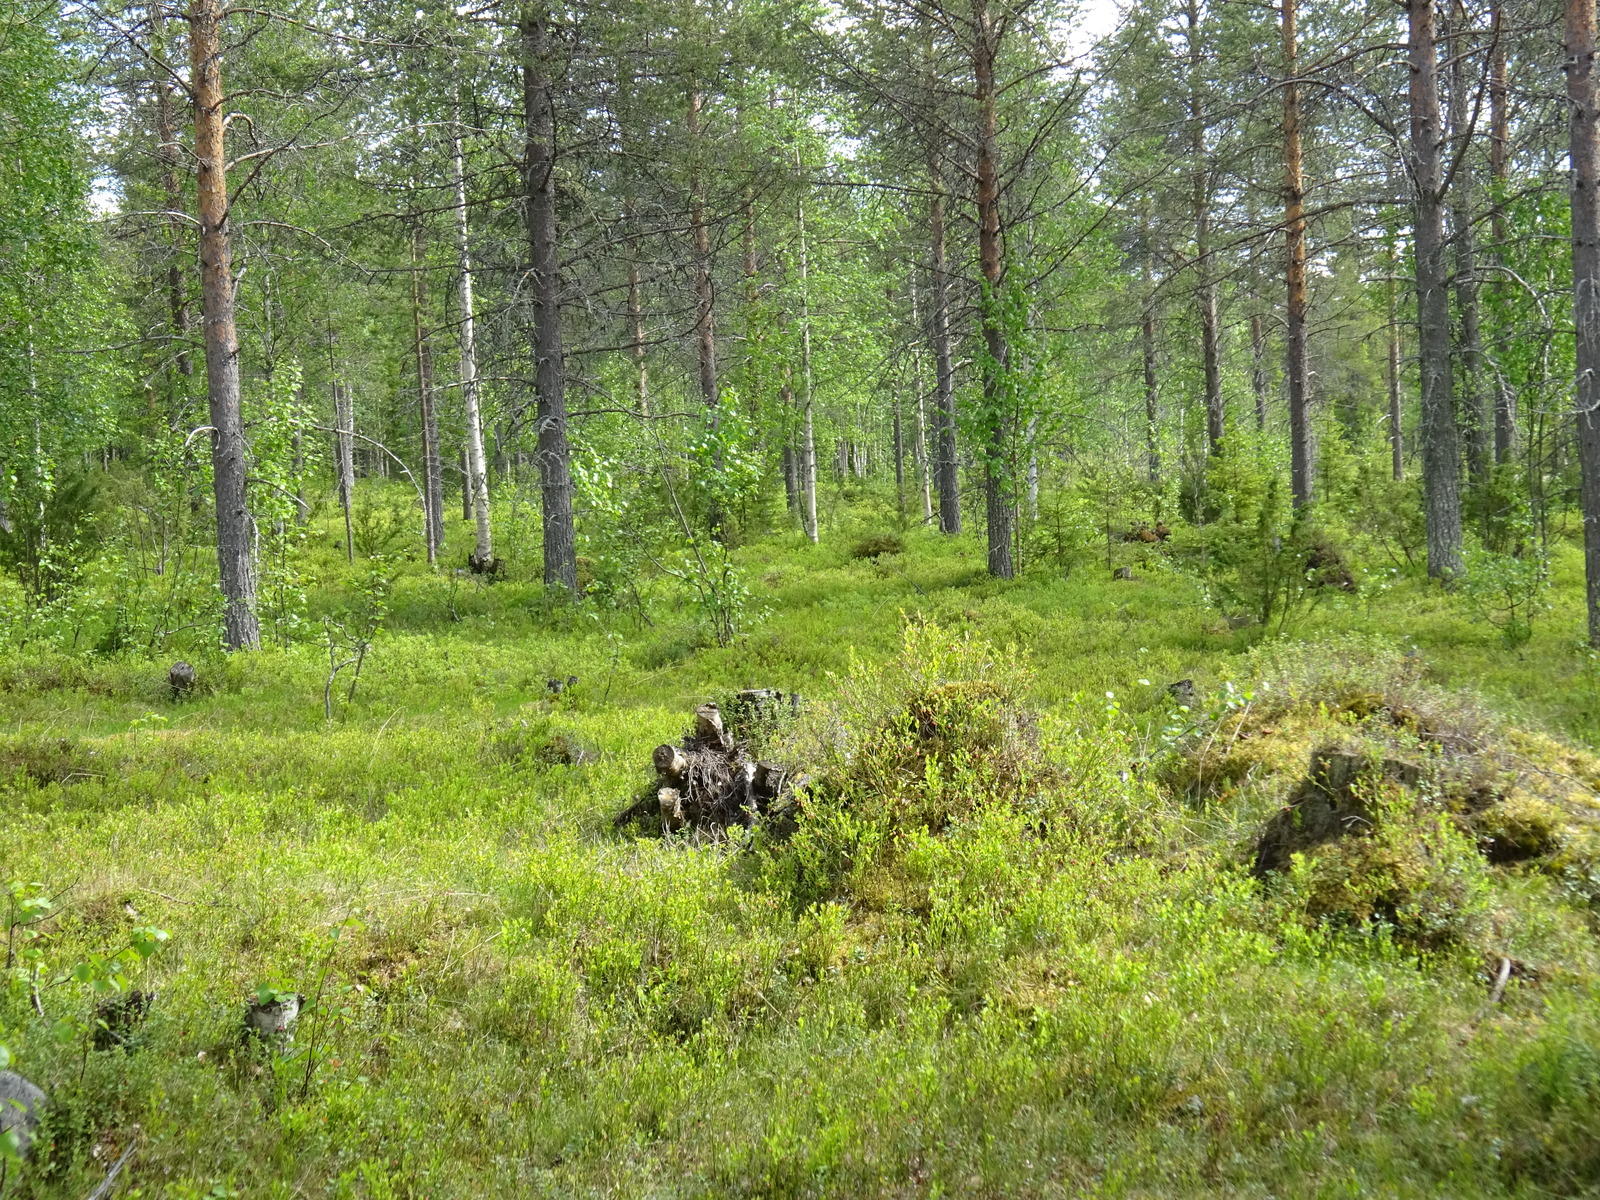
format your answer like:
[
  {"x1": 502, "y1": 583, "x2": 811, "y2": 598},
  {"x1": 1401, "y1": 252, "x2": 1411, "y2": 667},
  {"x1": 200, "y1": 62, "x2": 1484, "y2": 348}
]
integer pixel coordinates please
[
  {"x1": 1566, "y1": 0, "x2": 1600, "y2": 643},
  {"x1": 523, "y1": 7, "x2": 577, "y2": 592},
  {"x1": 410, "y1": 225, "x2": 443, "y2": 563},
  {"x1": 1408, "y1": 0, "x2": 1464, "y2": 578},
  {"x1": 334, "y1": 377, "x2": 355, "y2": 562},
  {"x1": 1187, "y1": 0, "x2": 1224, "y2": 457},
  {"x1": 189, "y1": 0, "x2": 259, "y2": 650},
  {"x1": 1389, "y1": 270, "x2": 1404, "y2": 481},
  {"x1": 1284, "y1": 0, "x2": 1312, "y2": 506},
  {"x1": 1489, "y1": 3, "x2": 1515, "y2": 463},
  {"x1": 152, "y1": 5, "x2": 193, "y2": 388},
  {"x1": 797, "y1": 188, "x2": 819, "y2": 543},
  {"x1": 1250, "y1": 311, "x2": 1268, "y2": 431},
  {"x1": 973, "y1": 0, "x2": 1013, "y2": 579},
  {"x1": 451, "y1": 89, "x2": 494, "y2": 571},
  {"x1": 627, "y1": 229, "x2": 648, "y2": 416},
  {"x1": 1141, "y1": 204, "x2": 1162, "y2": 485},
  {"x1": 910, "y1": 273, "x2": 935, "y2": 524},
  {"x1": 1448, "y1": 0, "x2": 1489, "y2": 483},
  {"x1": 929, "y1": 158, "x2": 961, "y2": 534},
  {"x1": 688, "y1": 87, "x2": 719, "y2": 419}
]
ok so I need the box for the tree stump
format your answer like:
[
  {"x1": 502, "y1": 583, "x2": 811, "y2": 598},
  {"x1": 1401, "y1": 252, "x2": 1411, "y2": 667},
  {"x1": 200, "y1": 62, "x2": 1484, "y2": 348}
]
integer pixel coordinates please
[{"x1": 616, "y1": 693, "x2": 802, "y2": 834}]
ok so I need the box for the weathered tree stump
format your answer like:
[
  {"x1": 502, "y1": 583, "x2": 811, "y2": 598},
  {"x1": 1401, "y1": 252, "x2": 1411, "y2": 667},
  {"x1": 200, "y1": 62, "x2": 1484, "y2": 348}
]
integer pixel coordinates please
[{"x1": 616, "y1": 693, "x2": 802, "y2": 835}]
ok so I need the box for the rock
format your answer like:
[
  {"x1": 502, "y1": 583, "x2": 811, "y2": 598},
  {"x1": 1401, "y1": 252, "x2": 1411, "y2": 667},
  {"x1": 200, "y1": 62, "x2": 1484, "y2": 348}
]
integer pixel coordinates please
[
  {"x1": 0, "y1": 1070, "x2": 46, "y2": 1158},
  {"x1": 244, "y1": 992, "x2": 304, "y2": 1043},
  {"x1": 1252, "y1": 747, "x2": 1427, "y2": 876},
  {"x1": 169, "y1": 660, "x2": 195, "y2": 699}
]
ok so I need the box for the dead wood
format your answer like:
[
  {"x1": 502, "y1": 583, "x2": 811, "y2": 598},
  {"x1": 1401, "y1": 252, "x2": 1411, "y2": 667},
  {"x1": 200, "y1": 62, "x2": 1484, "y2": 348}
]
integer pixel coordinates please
[{"x1": 615, "y1": 692, "x2": 803, "y2": 835}]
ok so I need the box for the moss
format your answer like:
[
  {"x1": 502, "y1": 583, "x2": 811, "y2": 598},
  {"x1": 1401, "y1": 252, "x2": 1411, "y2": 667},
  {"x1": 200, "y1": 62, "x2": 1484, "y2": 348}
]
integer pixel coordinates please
[
  {"x1": 1465, "y1": 794, "x2": 1565, "y2": 864},
  {"x1": 1289, "y1": 804, "x2": 1494, "y2": 951}
]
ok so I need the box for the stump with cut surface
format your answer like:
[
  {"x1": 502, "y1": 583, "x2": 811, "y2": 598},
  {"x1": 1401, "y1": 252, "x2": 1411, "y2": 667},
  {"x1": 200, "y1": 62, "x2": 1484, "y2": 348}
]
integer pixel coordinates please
[{"x1": 616, "y1": 692, "x2": 800, "y2": 835}]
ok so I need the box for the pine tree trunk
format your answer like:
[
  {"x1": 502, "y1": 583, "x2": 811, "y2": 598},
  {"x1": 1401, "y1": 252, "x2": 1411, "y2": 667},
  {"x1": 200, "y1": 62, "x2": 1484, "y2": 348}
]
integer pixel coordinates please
[
  {"x1": 189, "y1": 0, "x2": 260, "y2": 650},
  {"x1": 1390, "y1": 274, "x2": 1404, "y2": 481},
  {"x1": 1188, "y1": 0, "x2": 1224, "y2": 457},
  {"x1": 1409, "y1": 0, "x2": 1465, "y2": 578},
  {"x1": 1490, "y1": 7, "x2": 1515, "y2": 463},
  {"x1": 452, "y1": 91, "x2": 494, "y2": 571},
  {"x1": 1284, "y1": 0, "x2": 1312, "y2": 506},
  {"x1": 929, "y1": 164, "x2": 961, "y2": 534},
  {"x1": 523, "y1": 7, "x2": 577, "y2": 592},
  {"x1": 1141, "y1": 210, "x2": 1162, "y2": 486},
  {"x1": 910, "y1": 274, "x2": 934, "y2": 523},
  {"x1": 1448, "y1": 0, "x2": 1489, "y2": 483},
  {"x1": 974, "y1": 0, "x2": 1013, "y2": 579},
  {"x1": 1566, "y1": 0, "x2": 1600, "y2": 643}
]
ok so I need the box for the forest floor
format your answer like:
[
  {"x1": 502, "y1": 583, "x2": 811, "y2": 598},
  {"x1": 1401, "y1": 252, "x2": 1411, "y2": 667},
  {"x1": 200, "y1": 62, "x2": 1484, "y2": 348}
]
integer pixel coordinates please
[{"x1": 2, "y1": 497, "x2": 1600, "y2": 1197}]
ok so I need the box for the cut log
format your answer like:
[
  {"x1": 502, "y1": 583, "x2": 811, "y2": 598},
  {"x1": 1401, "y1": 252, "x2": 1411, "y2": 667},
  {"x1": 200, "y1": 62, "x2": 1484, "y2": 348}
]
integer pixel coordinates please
[
  {"x1": 695, "y1": 703, "x2": 733, "y2": 751},
  {"x1": 659, "y1": 786, "x2": 684, "y2": 832},
  {"x1": 653, "y1": 743, "x2": 688, "y2": 782}
]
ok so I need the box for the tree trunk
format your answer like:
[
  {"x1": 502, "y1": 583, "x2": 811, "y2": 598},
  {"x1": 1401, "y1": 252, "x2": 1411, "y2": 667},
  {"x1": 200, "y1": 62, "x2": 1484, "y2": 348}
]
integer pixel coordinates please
[
  {"x1": 1409, "y1": 0, "x2": 1464, "y2": 578},
  {"x1": 1284, "y1": 0, "x2": 1312, "y2": 506},
  {"x1": 189, "y1": 0, "x2": 259, "y2": 650},
  {"x1": 1567, "y1": 0, "x2": 1600, "y2": 643},
  {"x1": 1141, "y1": 206, "x2": 1162, "y2": 486},
  {"x1": 1250, "y1": 311, "x2": 1268, "y2": 431},
  {"x1": 1489, "y1": 4, "x2": 1515, "y2": 463},
  {"x1": 688, "y1": 88, "x2": 719, "y2": 420},
  {"x1": 410, "y1": 225, "x2": 443, "y2": 563},
  {"x1": 627, "y1": 231, "x2": 648, "y2": 416},
  {"x1": 910, "y1": 275, "x2": 935, "y2": 524},
  {"x1": 334, "y1": 378, "x2": 355, "y2": 562},
  {"x1": 452, "y1": 90, "x2": 494, "y2": 571},
  {"x1": 523, "y1": 7, "x2": 577, "y2": 592},
  {"x1": 1448, "y1": 0, "x2": 1489, "y2": 483},
  {"x1": 893, "y1": 397, "x2": 906, "y2": 514},
  {"x1": 973, "y1": 0, "x2": 1013, "y2": 579},
  {"x1": 1389, "y1": 272, "x2": 1404, "y2": 480},
  {"x1": 152, "y1": 6, "x2": 193, "y2": 388},
  {"x1": 929, "y1": 160, "x2": 961, "y2": 534},
  {"x1": 616, "y1": 67, "x2": 649, "y2": 418},
  {"x1": 1188, "y1": 0, "x2": 1224, "y2": 457},
  {"x1": 798, "y1": 188, "x2": 819, "y2": 543}
]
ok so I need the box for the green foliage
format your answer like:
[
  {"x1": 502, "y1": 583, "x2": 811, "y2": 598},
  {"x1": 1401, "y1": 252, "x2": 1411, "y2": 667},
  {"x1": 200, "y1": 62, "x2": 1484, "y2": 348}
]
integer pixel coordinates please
[
  {"x1": 1460, "y1": 543, "x2": 1551, "y2": 647},
  {"x1": 0, "y1": 469, "x2": 101, "y2": 606},
  {"x1": 0, "y1": 527, "x2": 1598, "y2": 1194}
]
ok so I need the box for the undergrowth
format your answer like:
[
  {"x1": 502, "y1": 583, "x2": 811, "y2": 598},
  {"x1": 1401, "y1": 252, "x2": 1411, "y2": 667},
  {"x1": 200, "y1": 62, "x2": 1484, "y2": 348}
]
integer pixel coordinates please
[{"x1": 1, "y1": 514, "x2": 1599, "y2": 1196}]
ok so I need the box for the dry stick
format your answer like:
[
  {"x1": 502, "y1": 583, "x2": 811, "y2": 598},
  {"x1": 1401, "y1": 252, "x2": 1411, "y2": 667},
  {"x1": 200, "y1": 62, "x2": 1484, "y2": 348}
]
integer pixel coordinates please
[
  {"x1": 1487, "y1": 955, "x2": 1513, "y2": 1006},
  {"x1": 84, "y1": 1141, "x2": 139, "y2": 1200}
]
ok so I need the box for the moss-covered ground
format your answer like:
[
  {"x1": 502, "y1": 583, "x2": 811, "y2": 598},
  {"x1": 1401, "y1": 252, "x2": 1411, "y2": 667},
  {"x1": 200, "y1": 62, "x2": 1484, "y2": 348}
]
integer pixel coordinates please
[{"x1": 2, "y1": 506, "x2": 1599, "y2": 1198}]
